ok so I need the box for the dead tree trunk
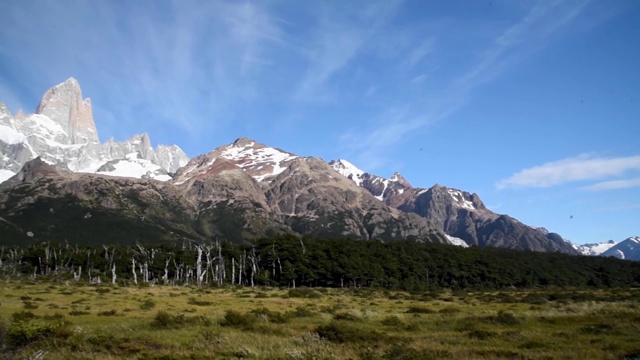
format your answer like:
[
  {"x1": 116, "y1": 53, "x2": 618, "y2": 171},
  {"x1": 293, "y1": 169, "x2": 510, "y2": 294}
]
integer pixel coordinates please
[{"x1": 131, "y1": 257, "x2": 138, "y2": 285}]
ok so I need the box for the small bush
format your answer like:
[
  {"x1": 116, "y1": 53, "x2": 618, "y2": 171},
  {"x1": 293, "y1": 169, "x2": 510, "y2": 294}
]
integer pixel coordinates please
[
  {"x1": 97, "y1": 310, "x2": 117, "y2": 316},
  {"x1": 406, "y1": 306, "x2": 435, "y2": 314},
  {"x1": 333, "y1": 312, "x2": 361, "y2": 322},
  {"x1": 293, "y1": 306, "x2": 316, "y2": 318},
  {"x1": 439, "y1": 307, "x2": 460, "y2": 314},
  {"x1": 140, "y1": 299, "x2": 156, "y2": 310},
  {"x1": 249, "y1": 307, "x2": 290, "y2": 324},
  {"x1": 490, "y1": 311, "x2": 520, "y2": 326},
  {"x1": 287, "y1": 288, "x2": 322, "y2": 299},
  {"x1": 152, "y1": 311, "x2": 186, "y2": 329},
  {"x1": 467, "y1": 329, "x2": 496, "y2": 340},
  {"x1": 69, "y1": 310, "x2": 90, "y2": 316},
  {"x1": 381, "y1": 315, "x2": 404, "y2": 327},
  {"x1": 187, "y1": 297, "x2": 213, "y2": 306},
  {"x1": 316, "y1": 321, "x2": 380, "y2": 343},
  {"x1": 220, "y1": 310, "x2": 256, "y2": 330}
]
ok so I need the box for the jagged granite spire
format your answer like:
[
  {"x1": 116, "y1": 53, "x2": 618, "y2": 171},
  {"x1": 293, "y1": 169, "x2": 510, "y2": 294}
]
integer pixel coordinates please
[{"x1": 35, "y1": 77, "x2": 99, "y2": 145}]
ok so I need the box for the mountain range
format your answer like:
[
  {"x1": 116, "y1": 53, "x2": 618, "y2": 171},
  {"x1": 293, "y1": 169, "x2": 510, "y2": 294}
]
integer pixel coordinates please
[{"x1": 0, "y1": 79, "x2": 636, "y2": 259}]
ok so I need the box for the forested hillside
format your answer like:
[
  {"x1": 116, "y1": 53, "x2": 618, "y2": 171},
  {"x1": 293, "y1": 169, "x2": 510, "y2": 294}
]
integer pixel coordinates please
[{"x1": 3, "y1": 236, "x2": 639, "y2": 290}]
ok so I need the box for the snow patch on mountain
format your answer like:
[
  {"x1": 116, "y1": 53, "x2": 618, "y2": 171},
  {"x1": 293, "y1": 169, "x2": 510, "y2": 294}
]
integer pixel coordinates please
[
  {"x1": 329, "y1": 159, "x2": 365, "y2": 186},
  {"x1": 96, "y1": 153, "x2": 170, "y2": 181},
  {"x1": 447, "y1": 189, "x2": 475, "y2": 210},
  {"x1": 0, "y1": 125, "x2": 24, "y2": 144},
  {"x1": 573, "y1": 240, "x2": 617, "y2": 256},
  {"x1": 446, "y1": 234, "x2": 469, "y2": 248},
  {"x1": 220, "y1": 141, "x2": 298, "y2": 182},
  {"x1": 0, "y1": 169, "x2": 15, "y2": 183}
]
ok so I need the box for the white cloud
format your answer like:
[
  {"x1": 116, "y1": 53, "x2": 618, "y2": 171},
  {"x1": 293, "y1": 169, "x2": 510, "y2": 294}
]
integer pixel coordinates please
[
  {"x1": 581, "y1": 178, "x2": 640, "y2": 191},
  {"x1": 339, "y1": 1, "x2": 591, "y2": 171},
  {"x1": 496, "y1": 154, "x2": 640, "y2": 189},
  {"x1": 404, "y1": 37, "x2": 436, "y2": 68}
]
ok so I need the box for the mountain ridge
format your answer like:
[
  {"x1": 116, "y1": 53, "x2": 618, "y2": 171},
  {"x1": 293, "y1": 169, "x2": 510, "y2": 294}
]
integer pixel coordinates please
[
  {"x1": 0, "y1": 78, "x2": 189, "y2": 183},
  {"x1": 0, "y1": 79, "x2": 590, "y2": 255}
]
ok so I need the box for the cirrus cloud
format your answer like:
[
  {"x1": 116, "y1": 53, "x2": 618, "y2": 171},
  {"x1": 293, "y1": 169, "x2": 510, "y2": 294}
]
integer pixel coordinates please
[{"x1": 496, "y1": 154, "x2": 640, "y2": 189}]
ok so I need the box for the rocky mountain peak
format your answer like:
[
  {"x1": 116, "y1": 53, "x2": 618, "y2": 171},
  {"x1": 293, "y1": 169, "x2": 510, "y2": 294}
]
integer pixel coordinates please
[
  {"x1": 390, "y1": 172, "x2": 411, "y2": 188},
  {"x1": 35, "y1": 77, "x2": 98, "y2": 145},
  {"x1": 1, "y1": 157, "x2": 70, "y2": 187},
  {"x1": 232, "y1": 137, "x2": 258, "y2": 147}
]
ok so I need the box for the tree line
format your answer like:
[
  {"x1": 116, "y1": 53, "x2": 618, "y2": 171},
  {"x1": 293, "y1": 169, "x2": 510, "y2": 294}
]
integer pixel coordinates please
[{"x1": 1, "y1": 235, "x2": 639, "y2": 290}]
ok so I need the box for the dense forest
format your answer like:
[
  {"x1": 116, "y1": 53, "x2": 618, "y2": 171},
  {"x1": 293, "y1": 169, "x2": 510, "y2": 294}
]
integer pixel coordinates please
[{"x1": 2, "y1": 236, "x2": 639, "y2": 290}]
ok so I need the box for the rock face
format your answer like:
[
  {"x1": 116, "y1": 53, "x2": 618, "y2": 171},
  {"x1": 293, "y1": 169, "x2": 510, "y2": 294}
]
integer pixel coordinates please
[
  {"x1": 330, "y1": 161, "x2": 578, "y2": 254},
  {"x1": 0, "y1": 79, "x2": 189, "y2": 183},
  {"x1": 35, "y1": 77, "x2": 98, "y2": 145},
  {"x1": 0, "y1": 141, "x2": 447, "y2": 245}
]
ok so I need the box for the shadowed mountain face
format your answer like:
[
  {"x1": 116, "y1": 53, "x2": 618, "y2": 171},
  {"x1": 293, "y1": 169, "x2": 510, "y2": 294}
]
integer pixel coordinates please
[
  {"x1": 0, "y1": 140, "x2": 447, "y2": 245},
  {"x1": 329, "y1": 160, "x2": 578, "y2": 254},
  {"x1": 0, "y1": 137, "x2": 576, "y2": 253}
]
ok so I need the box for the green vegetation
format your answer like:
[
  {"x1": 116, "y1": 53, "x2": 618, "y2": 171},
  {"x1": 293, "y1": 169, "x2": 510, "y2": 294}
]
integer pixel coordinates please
[
  {"x1": 2, "y1": 236, "x2": 639, "y2": 290},
  {"x1": 0, "y1": 283, "x2": 639, "y2": 359}
]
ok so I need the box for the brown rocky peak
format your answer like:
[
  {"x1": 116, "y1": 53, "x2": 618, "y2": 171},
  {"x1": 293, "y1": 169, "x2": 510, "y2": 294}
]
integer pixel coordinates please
[
  {"x1": 390, "y1": 172, "x2": 411, "y2": 188},
  {"x1": 232, "y1": 137, "x2": 260, "y2": 148},
  {"x1": 35, "y1": 77, "x2": 99, "y2": 145}
]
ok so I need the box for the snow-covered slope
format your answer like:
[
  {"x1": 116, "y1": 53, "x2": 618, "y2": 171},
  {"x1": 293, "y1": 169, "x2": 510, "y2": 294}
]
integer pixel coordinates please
[
  {"x1": 573, "y1": 240, "x2": 617, "y2": 256},
  {"x1": 0, "y1": 78, "x2": 189, "y2": 183},
  {"x1": 173, "y1": 137, "x2": 298, "y2": 185},
  {"x1": 329, "y1": 159, "x2": 365, "y2": 186},
  {"x1": 445, "y1": 234, "x2": 470, "y2": 248},
  {"x1": 96, "y1": 153, "x2": 171, "y2": 181},
  {"x1": 601, "y1": 236, "x2": 640, "y2": 261}
]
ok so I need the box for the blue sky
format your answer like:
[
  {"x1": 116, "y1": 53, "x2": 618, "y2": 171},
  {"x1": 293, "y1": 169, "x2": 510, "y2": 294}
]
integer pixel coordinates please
[{"x1": 1, "y1": 0, "x2": 638, "y2": 244}]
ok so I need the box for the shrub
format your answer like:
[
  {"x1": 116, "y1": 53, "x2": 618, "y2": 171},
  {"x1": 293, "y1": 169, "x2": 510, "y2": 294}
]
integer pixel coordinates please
[
  {"x1": 68, "y1": 310, "x2": 90, "y2": 316},
  {"x1": 491, "y1": 311, "x2": 520, "y2": 326},
  {"x1": 97, "y1": 310, "x2": 117, "y2": 316},
  {"x1": 293, "y1": 305, "x2": 316, "y2": 318},
  {"x1": 6, "y1": 312, "x2": 71, "y2": 348},
  {"x1": 187, "y1": 298, "x2": 213, "y2": 306},
  {"x1": 381, "y1": 315, "x2": 404, "y2": 327},
  {"x1": 249, "y1": 307, "x2": 290, "y2": 324},
  {"x1": 406, "y1": 306, "x2": 435, "y2": 314},
  {"x1": 332, "y1": 312, "x2": 361, "y2": 322},
  {"x1": 140, "y1": 299, "x2": 156, "y2": 310},
  {"x1": 315, "y1": 321, "x2": 380, "y2": 343},
  {"x1": 467, "y1": 329, "x2": 496, "y2": 340},
  {"x1": 287, "y1": 288, "x2": 322, "y2": 299},
  {"x1": 151, "y1": 311, "x2": 185, "y2": 329},
  {"x1": 220, "y1": 310, "x2": 256, "y2": 330},
  {"x1": 439, "y1": 307, "x2": 460, "y2": 314}
]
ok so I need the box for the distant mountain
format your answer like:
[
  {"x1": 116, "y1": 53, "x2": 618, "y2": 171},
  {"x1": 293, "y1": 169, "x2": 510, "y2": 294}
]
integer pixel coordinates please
[
  {"x1": 0, "y1": 78, "x2": 188, "y2": 183},
  {"x1": 329, "y1": 160, "x2": 578, "y2": 254},
  {"x1": 601, "y1": 237, "x2": 640, "y2": 261},
  {"x1": 573, "y1": 240, "x2": 618, "y2": 256}
]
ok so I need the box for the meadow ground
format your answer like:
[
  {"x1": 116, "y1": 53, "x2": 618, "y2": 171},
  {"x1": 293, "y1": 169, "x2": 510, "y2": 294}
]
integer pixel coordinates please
[{"x1": 0, "y1": 281, "x2": 639, "y2": 359}]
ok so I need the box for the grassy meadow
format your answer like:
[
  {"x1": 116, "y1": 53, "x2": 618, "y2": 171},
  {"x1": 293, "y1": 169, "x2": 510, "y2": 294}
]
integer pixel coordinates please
[{"x1": 1, "y1": 281, "x2": 639, "y2": 359}]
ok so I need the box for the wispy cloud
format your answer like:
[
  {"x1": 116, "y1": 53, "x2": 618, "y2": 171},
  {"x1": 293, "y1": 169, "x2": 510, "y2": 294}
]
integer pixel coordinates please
[
  {"x1": 339, "y1": 0, "x2": 591, "y2": 171},
  {"x1": 294, "y1": 2, "x2": 401, "y2": 101},
  {"x1": 496, "y1": 154, "x2": 640, "y2": 189},
  {"x1": 404, "y1": 37, "x2": 436, "y2": 68},
  {"x1": 582, "y1": 178, "x2": 640, "y2": 191}
]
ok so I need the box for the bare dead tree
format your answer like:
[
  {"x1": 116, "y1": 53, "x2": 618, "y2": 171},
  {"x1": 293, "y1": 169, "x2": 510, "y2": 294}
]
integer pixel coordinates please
[
  {"x1": 131, "y1": 256, "x2": 138, "y2": 285},
  {"x1": 111, "y1": 263, "x2": 117, "y2": 285}
]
